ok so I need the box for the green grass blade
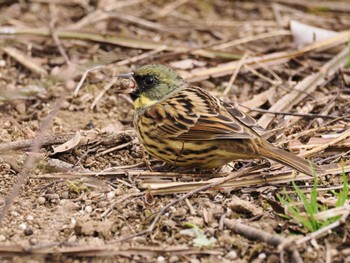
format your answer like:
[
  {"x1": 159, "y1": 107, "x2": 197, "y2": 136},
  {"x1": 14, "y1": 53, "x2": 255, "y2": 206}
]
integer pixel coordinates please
[
  {"x1": 292, "y1": 181, "x2": 318, "y2": 231},
  {"x1": 336, "y1": 165, "x2": 349, "y2": 207}
]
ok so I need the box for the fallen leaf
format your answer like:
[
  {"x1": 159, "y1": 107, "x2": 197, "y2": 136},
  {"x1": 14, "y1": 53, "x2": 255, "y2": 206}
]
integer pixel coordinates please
[{"x1": 52, "y1": 131, "x2": 82, "y2": 154}]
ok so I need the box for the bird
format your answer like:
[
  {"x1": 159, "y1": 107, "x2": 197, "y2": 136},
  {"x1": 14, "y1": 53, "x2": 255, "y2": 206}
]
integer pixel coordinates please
[{"x1": 118, "y1": 64, "x2": 320, "y2": 176}]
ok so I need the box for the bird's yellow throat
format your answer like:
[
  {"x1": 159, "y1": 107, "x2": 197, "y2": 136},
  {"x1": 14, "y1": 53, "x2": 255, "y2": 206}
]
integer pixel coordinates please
[{"x1": 134, "y1": 94, "x2": 158, "y2": 109}]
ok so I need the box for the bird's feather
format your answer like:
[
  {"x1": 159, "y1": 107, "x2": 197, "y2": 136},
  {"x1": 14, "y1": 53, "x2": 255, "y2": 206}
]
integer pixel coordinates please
[{"x1": 143, "y1": 86, "x2": 255, "y2": 140}]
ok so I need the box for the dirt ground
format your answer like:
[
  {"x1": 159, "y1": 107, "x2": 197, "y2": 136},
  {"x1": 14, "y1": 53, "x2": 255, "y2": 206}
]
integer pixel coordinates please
[{"x1": 0, "y1": 0, "x2": 350, "y2": 262}]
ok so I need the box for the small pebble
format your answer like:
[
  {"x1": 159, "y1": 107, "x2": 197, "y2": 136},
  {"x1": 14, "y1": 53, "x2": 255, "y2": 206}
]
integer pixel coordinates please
[
  {"x1": 48, "y1": 194, "x2": 60, "y2": 203},
  {"x1": 3, "y1": 121, "x2": 11, "y2": 128},
  {"x1": 258, "y1": 253, "x2": 266, "y2": 259},
  {"x1": 68, "y1": 235, "x2": 77, "y2": 242},
  {"x1": 26, "y1": 215, "x2": 34, "y2": 221},
  {"x1": 60, "y1": 191, "x2": 69, "y2": 199},
  {"x1": 46, "y1": 189, "x2": 54, "y2": 194},
  {"x1": 173, "y1": 207, "x2": 187, "y2": 217},
  {"x1": 134, "y1": 236, "x2": 147, "y2": 244},
  {"x1": 24, "y1": 228, "x2": 33, "y2": 236},
  {"x1": 107, "y1": 191, "x2": 115, "y2": 199},
  {"x1": 85, "y1": 206, "x2": 92, "y2": 213},
  {"x1": 37, "y1": 196, "x2": 46, "y2": 204},
  {"x1": 0, "y1": 235, "x2": 6, "y2": 242},
  {"x1": 157, "y1": 256, "x2": 165, "y2": 263},
  {"x1": 10, "y1": 211, "x2": 19, "y2": 217},
  {"x1": 169, "y1": 255, "x2": 179, "y2": 263},
  {"x1": 225, "y1": 250, "x2": 238, "y2": 260},
  {"x1": 115, "y1": 188, "x2": 122, "y2": 195},
  {"x1": 97, "y1": 201, "x2": 108, "y2": 208},
  {"x1": 29, "y1": 238, "x2": 37, "y2": 245},
  {"x1": 60, "y1": 101, "x2": 70, "y2": 110},
  {"x1": 206, "y1": 227, "x2": 215, "y2": 236},
  {"x1": 19, "y1": 223, "x2": 27, "y2": 230}
]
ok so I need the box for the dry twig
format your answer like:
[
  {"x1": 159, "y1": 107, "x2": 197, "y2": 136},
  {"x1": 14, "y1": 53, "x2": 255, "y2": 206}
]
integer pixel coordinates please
[
  {"x1": 0, "y1": 95, "x2": 66, "y2": 225},
  {"x1": 112, "y1": 168, "x2": 254, "y2": 243}
]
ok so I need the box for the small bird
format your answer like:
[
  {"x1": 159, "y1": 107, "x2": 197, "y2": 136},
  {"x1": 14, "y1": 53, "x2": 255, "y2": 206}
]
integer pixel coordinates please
[{"x1": 119, "y1": 64, "x2": 319, "y2": 176}]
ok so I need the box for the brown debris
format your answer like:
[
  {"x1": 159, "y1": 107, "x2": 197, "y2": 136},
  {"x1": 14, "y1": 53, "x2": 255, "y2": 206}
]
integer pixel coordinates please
[{"x1": 0, "y1": 1, "x2": 349, "y2": 262}]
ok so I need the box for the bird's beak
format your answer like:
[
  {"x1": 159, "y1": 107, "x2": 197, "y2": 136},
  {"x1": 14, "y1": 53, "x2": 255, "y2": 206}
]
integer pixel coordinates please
[{"x1": 117, "y1": 73, "x2": 134, "y2": 79}]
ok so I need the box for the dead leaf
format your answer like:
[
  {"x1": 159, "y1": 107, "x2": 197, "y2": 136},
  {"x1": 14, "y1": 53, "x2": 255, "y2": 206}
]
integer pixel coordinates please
[
  {"x1": 290, "y1": 20, "x2": 339, "y2": 45},
  {"x1": 226, "y1": 196, "x2": 263, "y2": 216},
  {"x1": 52, "y1": 131, "x2": 82, "y2": 154}
]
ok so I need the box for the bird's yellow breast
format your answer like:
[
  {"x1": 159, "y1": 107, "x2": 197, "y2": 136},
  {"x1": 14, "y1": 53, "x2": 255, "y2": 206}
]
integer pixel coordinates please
[{"x1": 134, "y1": 94, "x2": 158, "y2": 109}]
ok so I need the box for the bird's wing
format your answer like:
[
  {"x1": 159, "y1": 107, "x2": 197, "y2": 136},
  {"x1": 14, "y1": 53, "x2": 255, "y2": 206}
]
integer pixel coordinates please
[
  {"x1": 143, "y1": 87, "x2": 256, "y2": 140},
  {"x1": 221, "y1": 101, "x2": 265, "y2": 135}
]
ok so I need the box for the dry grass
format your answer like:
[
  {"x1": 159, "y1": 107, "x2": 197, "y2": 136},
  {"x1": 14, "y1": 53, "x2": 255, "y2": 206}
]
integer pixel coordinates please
[{"x1": 0, "y1": 1, "x2": 349, "y2": 262}]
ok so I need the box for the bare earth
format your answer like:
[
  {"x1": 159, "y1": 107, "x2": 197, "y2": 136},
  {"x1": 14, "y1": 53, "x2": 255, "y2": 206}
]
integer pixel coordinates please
[{"x1": 0, "y1": 1, "x2": 349, "y2": 262}]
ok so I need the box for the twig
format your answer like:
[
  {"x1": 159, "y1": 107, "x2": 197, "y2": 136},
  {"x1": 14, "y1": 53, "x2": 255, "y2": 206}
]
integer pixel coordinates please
[
  {"x1": 94, "y1": 163, "x2": 144, "y2": 176},
  {"x1": 279, "y1": 206, "x2": 350, "y2": 250},
  {"x1": 90, "y1": 78, "x2": 118, "y2": 109},
  {"x1": 0, "y1": 134, "x2": 75, "y2": 153},
  {"x1": 300, "y1": 128, "x2": 350, "y2": 158},
  {"x1": 73, "y1": 65, "x2": 104, "y2": 97},
  {"x1": 2, "y1": 47, "x2": 48, "y2": 76},
  {"x1": 158, "y1": 0, "x2": 190, "y2": 18},
  {"x1": 239, "y1": 105, "x2": 348, "y2": 120},
  {"x1": 224, "y1": 220, "x2": 303, "y2": 263},
  {"x1": 251, "y1": 57, "x2": 283, "y2": 84},
  {"x1": 325, "y1": 241, "x2": 332, "y2": 263},
  {"x1": 186, "y1": 31, "x2": 349, "y2": 81},
  {"x1": 211, "y1": 30, "x2": 291, "y2": 50},
  {"x1": 31, "y1": 169, "x2": 217, "y2": 180},
  {"x1": 112, "y1": 12, "x2": 169, "y2": 32},
  {"x1": 0, "y1": 27, "x2": 241, "y2": 61},
  {"x1": 49, "y1": 3, "x2": 70, "y2": 64},
  {"x1": 68, "y1": 0, "x2": 145, "y2": 30},
  {"x1": 295, "y1": 207, "x2": 350, "y2": 246},
  {"x1": 111, "y1": 168, "x2": 255, "y2": 243},
  {"x1": 100, "y1": 192, "x2": 143, "y2": 218},
  {"x1": 223, "y1": 53, "x2": 248, "y2": 95},
  {"x1": 95, "y1": 140, "x2": 135, "y2": 157},
  {"x1": 185, "y1": 198, "x2": 196, "y2": 215},
  {"x1": 277, "y1": 123, "x2": 350, "y2": 147},
  {"x1": 115, "y1": 46, "x2": 167, "y2": 66},
  {"x1": 258, "y1": 46, "x2": 349, "y2": 128},
  {"x1": 0, "y1": 242, "x2": 222, "y2": 257},
  {"x1": 0, "y1": 95, "x2": 66, "y2": 225},
  {"x1": 244, "y1": 64, "x2": 282, "y2": 86},
  {"x1": 30, "y1": 163, "x2": 350, "y2": 195}
]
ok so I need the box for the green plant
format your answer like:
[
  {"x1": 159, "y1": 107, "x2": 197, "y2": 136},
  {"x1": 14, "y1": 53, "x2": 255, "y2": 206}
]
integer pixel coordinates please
[
  {"x1": 277, "y1": 165, "x2": 349, "y2": 232},
  {"x1": 182, "y1": 222, "x2": 216, "y2": 247},
  {"x1": 334, "y1": 166, "x2": 349, "y2": 208},
  {"x1": 66, "y1": 180, "x2": 89, "y2": 194}
]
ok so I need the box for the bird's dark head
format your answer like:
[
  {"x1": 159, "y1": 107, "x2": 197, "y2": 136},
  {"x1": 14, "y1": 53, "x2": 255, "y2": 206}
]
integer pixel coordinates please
[{"x1": 119, "y1": 64, "x2": 185, "y2": 110}]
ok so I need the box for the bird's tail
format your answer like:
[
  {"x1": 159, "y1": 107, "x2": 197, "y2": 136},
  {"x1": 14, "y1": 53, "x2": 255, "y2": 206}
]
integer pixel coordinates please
[{"x1": 258, "y1": 145, "x2": 320, "y2": 176}]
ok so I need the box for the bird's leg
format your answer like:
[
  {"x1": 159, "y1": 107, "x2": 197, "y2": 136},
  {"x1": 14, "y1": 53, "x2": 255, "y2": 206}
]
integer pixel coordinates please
[
  {"x1": 151, "y1": 163, "x2": 177, "y2": 172},
  {"x1": 140, "y1": 147, "x2": 153, "y2": 172}
]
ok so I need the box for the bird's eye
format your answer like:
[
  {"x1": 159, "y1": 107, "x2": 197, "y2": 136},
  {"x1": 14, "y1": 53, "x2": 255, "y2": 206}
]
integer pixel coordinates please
[{"x1": 144, "y1": 76, "x2": 155, "y2": 87}]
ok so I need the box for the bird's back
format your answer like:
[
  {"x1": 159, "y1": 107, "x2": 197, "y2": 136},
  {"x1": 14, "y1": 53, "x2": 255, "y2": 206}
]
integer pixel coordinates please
[{"x1": 134, "y1": 85, "x2": 263, "y2": 168}]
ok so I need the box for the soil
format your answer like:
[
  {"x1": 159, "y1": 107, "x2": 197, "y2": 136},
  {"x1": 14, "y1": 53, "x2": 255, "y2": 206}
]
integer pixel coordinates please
[{"x1": 0, "y1": 1, "x2": 349, "y2": 262}]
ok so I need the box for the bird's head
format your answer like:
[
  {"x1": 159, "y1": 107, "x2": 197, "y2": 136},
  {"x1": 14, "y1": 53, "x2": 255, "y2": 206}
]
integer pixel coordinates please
[{"x1": 118, "y1": 64, "x2": 185, "y2": 110}]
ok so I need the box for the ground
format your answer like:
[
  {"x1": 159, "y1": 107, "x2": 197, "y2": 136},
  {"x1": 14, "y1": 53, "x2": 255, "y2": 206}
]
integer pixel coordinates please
[{"x1": 0, "y1": 0, "x2": 350, "y2": 262}]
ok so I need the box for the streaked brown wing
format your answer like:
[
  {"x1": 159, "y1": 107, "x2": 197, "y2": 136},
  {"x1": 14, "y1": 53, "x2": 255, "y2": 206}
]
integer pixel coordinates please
[
  {"x1": 144, "y1": 86, "x2": 255, "y2": 140},
  {"x1": 221, "y1": 101, "x2": 265, "y2": 135}
]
